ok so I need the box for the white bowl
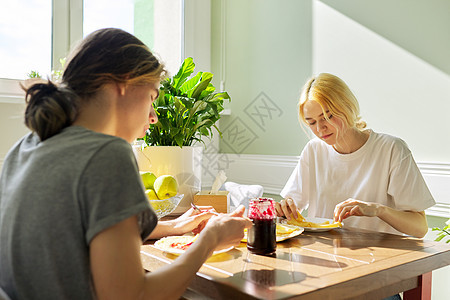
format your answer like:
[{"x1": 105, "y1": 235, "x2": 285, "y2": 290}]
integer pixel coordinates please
[{"x1": 148, "y1": 194, "x2": 184, "y2": 219}]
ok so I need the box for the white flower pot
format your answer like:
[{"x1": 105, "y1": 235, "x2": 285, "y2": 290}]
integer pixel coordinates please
[{"x1": 133, "y1": 145, "x2": 202, "y2": 215}]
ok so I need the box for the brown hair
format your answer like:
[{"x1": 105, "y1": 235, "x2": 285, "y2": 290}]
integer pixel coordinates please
[
  {"x1": 298, "y1": 73, "x2": 366, "y2": 130},
  {"x1": 23, "y1": 28, "x2": 166, "y2": 141}
]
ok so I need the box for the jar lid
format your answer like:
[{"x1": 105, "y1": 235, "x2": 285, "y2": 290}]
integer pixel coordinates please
[
  {"x1": 248, "y1": 197, "x2": 276, "y2": 219},
  {"x1": 249, "y1": 197, "x2": 274, "y2": 203}
]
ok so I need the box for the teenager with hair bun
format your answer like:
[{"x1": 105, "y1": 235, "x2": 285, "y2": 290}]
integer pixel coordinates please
[{"x1": 0, "y1": 28, "x2": 252, "y2": 300}]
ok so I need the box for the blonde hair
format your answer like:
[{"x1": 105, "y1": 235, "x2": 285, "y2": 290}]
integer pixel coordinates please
[{"x1": 298, "y1": 73, "x2": 366, "y2": 130}]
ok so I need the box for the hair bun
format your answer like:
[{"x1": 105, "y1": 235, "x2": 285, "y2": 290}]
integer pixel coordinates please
[
  {"x1": 25, "y1": 81, "x2": 59, "y2": 103},
  {"x1": 24, "y1": 80, "x2": 79, "y2": 141},
  {"x1": 38, "y1": 81, "x2": 58, "y2": 94}
]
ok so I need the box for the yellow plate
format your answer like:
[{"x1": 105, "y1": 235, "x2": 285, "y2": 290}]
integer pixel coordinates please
[
  {"x1": 241, "y1": 223, "x2": 304, "y2": 243},
  {"x1": 284, "y1": 217, "x2": 342, "y2": 232}
]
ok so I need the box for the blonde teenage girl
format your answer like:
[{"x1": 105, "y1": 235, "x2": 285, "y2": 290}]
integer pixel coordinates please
[{"x1": 276, "y1": 73, "x2": 434, "y2": 238}]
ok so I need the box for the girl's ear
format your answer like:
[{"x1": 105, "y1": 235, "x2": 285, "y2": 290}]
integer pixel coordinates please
[{"x1": 116, "y1": 82, "x2": 127, "y2": 96}]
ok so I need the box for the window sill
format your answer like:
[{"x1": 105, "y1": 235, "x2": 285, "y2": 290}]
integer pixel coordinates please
[{"x1": 0, "y1": 78, "x2": 25, "y2": 104}]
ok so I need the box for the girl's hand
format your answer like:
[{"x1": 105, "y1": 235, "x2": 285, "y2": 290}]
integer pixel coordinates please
[
  {"x1": 275, "y1": 198, "x2": 298, "y2": 220},
  {"x1": 177, "y1": 205, "x2": 216, "y2": 220},
  {"x1": 189, "y1": 206, "x2": 218, "y2": 234},
  {"x1": 201, "y1": 205, "x2": 253, "y2": 251},
  {"x1": 334, "y1": 198, "x2": 381, "y2": 222},
  {"x1": 171, "y1": 206, "x2": 217, "y2": 235}
]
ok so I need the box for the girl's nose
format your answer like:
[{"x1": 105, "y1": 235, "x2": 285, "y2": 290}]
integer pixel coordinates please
[
  {"x1": 316, "y1": 120, "x2": 326, "y2": 132},
  {"x1": 149, "y1": 107, "x2": 158, "y2": 124}
]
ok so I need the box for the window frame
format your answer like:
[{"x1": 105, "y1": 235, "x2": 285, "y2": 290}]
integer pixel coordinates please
[
  {"x1": 0, "y1": 0, "x2": 211, "y2": 104},
  {"x1": 0, "y1": 0, "x2": 82, "y2": 104}
]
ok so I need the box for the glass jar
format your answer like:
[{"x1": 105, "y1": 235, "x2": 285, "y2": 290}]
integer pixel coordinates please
[{"x1": 247, "y1": 197, "x2": 276, "y2": 255}]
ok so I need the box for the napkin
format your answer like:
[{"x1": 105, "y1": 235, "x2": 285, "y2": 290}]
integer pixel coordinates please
[
  {"x1": 221, "y1": 181, "x2": 264, "y2": 210},
  {"x1": 211, "y1": 170, "x2": 227, "y2": 194}
]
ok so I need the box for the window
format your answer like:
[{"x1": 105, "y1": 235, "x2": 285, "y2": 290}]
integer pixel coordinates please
[
  {"x1": 83, "y1": 0, "x2": 135, "y2": 37},
  {"x1": 147, "y1": 0, "x2": 183, "y2": 76},
  {"x1": 83, "y1": 0, "x2": 183, "y2": 76},
  {"x1": 0, "y1": 0, "x2": 52, "y2": 80},
  {"x1": 0, "y1": 0, "x2": 208, "y2": 167},
  {"x1": 0, "y1": 0, "x2": 184, "y2": 97}
]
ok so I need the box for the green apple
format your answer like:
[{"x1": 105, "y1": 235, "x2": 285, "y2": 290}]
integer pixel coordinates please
[
  {"x1": 153, "y1": 175, "x2": 178, "y2": 200},
  {"x1": 145, "y1": 189, "x2": 159, "y2": 200},
  {"x1": 146, "y1": 189, "x2": 174, "y2": 214},
  {"x1": 140, "y1": 171, "x2": 157, "y2": 189}
]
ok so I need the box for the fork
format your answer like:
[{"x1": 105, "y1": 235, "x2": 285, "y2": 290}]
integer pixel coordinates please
[
  {"x1": 191, "y1": 202, "x2": 220, "y2": 215},
  {"x1": 191, "y1": 202, "x2": 203, "y2": 213}
]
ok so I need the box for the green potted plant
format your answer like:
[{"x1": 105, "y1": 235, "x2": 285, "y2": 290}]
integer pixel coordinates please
[
  {"x1": 433, "y1": 218, "x2": 450, "y2": 243},
  {"x1": 134, "y1": 57, "x2": 230, "y2": 214},
  {"x1": 26, "y1": 58, "x2": 66, "y2": 81},
  {"x1": 142, "y1": 56, "x2": 230, "y2": 147}
]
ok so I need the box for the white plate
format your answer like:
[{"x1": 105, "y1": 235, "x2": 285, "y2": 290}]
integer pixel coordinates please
[
  {"x1": 153, "y1": 236, "x2": 233, "y2": 255},
  {"x1": 282, "y1": 217, "x2": 342, "y2": 232}
]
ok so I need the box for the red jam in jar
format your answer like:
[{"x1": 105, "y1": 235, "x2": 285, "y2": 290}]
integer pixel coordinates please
[{"x1": 247, "y1": 197, "x2": 276, "y2": 255}]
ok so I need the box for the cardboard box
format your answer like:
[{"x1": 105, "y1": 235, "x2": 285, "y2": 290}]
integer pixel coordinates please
[{"x1": 194, "y1": 191, "x2": 229, "y2": 213}]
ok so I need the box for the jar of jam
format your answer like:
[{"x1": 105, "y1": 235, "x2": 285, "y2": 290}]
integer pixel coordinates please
[{"x1": 247, "y1": 197, "x2": 276, "y2": 255}]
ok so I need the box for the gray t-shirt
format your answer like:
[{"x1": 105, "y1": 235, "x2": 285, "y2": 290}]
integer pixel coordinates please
[{"x1": 0, "y1": 126, "x2": 157, "y2": 299}]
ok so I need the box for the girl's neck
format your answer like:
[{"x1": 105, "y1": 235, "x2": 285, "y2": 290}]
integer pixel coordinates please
[
  {"x1": 72, "y1": 88, "x2": 118, "y2": 138},
  {"x1": 333, "y1": 128, "x2": 370, "y2": 154}
]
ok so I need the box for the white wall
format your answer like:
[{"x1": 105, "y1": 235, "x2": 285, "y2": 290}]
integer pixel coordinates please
[
  {"x1": 0, "y1": 79, "x2": 28, "y2": 169},
  {"x1": 312, "y1": 0, "x2": 450, "y2": 163},
  {"x1": 207, "y1": 1, "x2": 450, "y2": 298}
]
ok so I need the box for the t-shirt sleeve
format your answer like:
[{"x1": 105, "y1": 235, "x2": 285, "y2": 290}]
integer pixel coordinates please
[
  {"x1": 280, "y1": 159, "x2": 302, "y2": 202},
  {"x1": 280, "y1": 146, "x2": 310, "y2": 211},
  {"x1": 78, "y1": 140, "x2": 157, "y2": 244},
  {"x1": 387, "y1": 140, "x2": 436, "y2": 211}
]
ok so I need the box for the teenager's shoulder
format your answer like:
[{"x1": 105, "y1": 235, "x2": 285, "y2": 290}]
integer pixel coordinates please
[
  {"x1": 371, "y1": 131, "x2": 409, "y2": 147},
  {"x1": 369, "y1": 130, "x2": 411, "y2": 155},
  {"x1": 301, "y1": 138, "x2": 330, "y2": 156},
  {"x1": 303, "y1": 138, "x2": 319, "y2": 151},
  {"x1": 60, "y1": 126, "x2": 129, "y2": 146},
  {"x1": 305, "y1": 137, "x2": 326, "y2": 148},
  {"x1": 46, "y1": 126, "x2": 132, "y2": 161}
]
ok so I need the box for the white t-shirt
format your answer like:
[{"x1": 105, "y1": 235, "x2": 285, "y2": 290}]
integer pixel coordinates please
[{"x1": 280, "y1": 130, "x2": 435, "y2": 235}]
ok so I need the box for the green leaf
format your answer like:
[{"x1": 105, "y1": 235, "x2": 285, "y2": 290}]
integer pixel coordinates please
[
  {"x1": 198, "y1": 126, "x2": 207, "y2": 135},
  {"x1": 190, "y1": 136, "x2": 205, "y2": 146},
  {"x1": 199, "y1": 83, "x2": 216, "y2": 99},
  {"x1": 174, "y1": 133, "x2": 185, "y2": 147},
  {"x1": 435, "y1": 234, "x2": 445, "y2": 242},
  {"x1": 173, "y1": 97, "x2": 184, "y2": 114},
  {"x1": 157, "y1": 118, "x2": 170, "y2": 131},
  {"x1": 213, "y1": 124, "x2": 223, "y2": 139},
  {"x1": 154, "y1": 89, "x2": 166, "y2": 106},
  {"x1": 172, "y1": 57, "x2": 195, "y2": 90},
  {"x1": 209, "y1": 105, "x2": 220, "y2": 118},
  {"x1": 202, "y1": 92, "x2": 231, "y2": 105},
  {"x1": 179, "y1": 72, "x2": 202, "y2": 94},
  {"x1": 27, "y1": 70, "x2": 42, "y2": 78},
  {"x1": 191, "y1": 72, "x2": 213, "y2": 99},
  {"x1": 192, "y1": 119, "x2": 212, "y2": 132},
  {"x1": 189, "y1": 101, "x2": 209, "y2": 119},
  {"x1": 177, "y1": 96, "x2": 195, "y2": 109}
]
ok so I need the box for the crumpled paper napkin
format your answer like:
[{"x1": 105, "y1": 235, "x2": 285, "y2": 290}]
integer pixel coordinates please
[{"x1": 221, "y1": 181, "x2": 264, "y2": 210}]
